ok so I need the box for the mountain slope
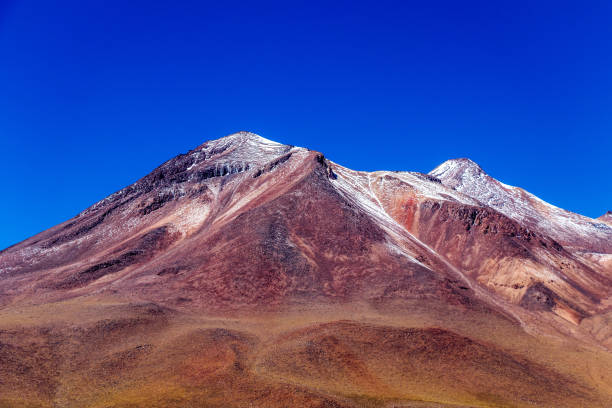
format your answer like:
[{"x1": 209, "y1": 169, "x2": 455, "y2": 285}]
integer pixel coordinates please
[
  {"x1": 429, "y1": 158, "x2": 612, "y2": 253},
  {"x1": 599, "y1": 211, "x2": 612, "y2": 225},
  {"x1": 1, "y1": 132, "x2": 611, "y2": 408}
]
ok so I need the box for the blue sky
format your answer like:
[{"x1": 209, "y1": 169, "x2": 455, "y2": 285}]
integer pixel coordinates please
[{"x1": 1, "y1": 0, "x2": 611, "y2": 249}]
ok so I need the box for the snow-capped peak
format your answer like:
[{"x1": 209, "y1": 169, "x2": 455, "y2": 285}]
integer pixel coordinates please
[
  {"x1": 429, "y1": 158, "x2": 486, "y2": 189},
  {"x1": 196, "y1": 131, "x2": 295, "y2": 168},
  {"x1": 430, "y1": 158, "x2": 612, "y2": 252},
  {"x1": 207, "y1": 131, "x2": 286, "y2": 148},
  {"x1": 431, "y1": 157, "x2": 483, "y2": 173}
]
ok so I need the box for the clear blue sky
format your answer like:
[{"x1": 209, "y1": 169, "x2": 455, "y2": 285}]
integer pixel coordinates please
[{"x1": 1, "y1": 0, "x2": 611, "y2": 249}]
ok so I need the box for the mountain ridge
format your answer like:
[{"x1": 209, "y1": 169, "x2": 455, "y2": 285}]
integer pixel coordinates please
[
  {"x1": 2, "y1": 132, "x2": 610, "y2": 317},
  {"x1": 430, "y1": 155, "x2": 612, "y2": 253}
]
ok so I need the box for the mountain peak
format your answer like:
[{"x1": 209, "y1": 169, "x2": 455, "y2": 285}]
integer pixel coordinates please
[
  {"x1": 599, "y1": 211, "x2": 612, "y2": 223},
  {"x1": 193, "y1": 131, "x2": 295, "y2": 169},
  {"x1": 430, "y1": 157, "x2": 612, "y2": 252},
  {"x1": 200, "y1": 131, "x2": 286, "y2": 150},
  {"x1": 428, "y1": 158, "x2": 486, "y2": 189},
  {"x1": 431, "y1": 157, "x2": 484, "y2": 172}
]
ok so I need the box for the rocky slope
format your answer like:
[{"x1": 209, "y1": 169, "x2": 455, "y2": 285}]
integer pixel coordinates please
[
  {"x1": 599, "y1": 211, "x2": 612, "y2": 225},
  {"x1": 430, "y1": 158, "x2": 612, "y2": 253},
  {"x1": 0, "y1": 131, "x2": 611, "y2": 408}
]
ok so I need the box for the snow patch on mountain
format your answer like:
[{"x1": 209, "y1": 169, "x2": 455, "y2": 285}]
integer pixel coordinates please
[{"x1": 199, "y1": 131, "x2": 295, "y2": 167}]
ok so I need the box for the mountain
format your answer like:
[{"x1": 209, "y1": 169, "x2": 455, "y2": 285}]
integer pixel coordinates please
[
  {"x1": 430, "y1": 158, "x2": 612, "y2": 253},
  {"x1": 1, "y1": 131, "x2": 611, "y2": 408},
  {"x1": 600, "y1": 211, "x2": 612, "y2": 225}
]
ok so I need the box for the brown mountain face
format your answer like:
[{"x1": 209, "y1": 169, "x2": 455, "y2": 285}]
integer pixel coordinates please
[
  {"x1": 600, "y1": 211, "x2": 612, "y2": 225},
  {"x1": 1, "y1": 131, "x2": 611, "y2": 408}
]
